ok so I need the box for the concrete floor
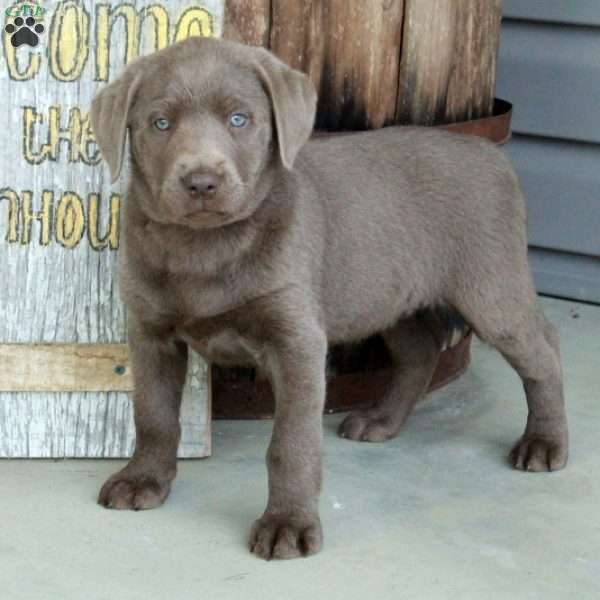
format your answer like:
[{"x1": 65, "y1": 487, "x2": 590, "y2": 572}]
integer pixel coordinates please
[{"x1": 1, "y1": 297, "x2": 599, "y2": 600}]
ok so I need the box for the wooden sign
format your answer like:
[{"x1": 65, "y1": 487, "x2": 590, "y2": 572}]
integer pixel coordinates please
[{"x1": 0, "y1": 0, "x2": 225, "y2": 457}]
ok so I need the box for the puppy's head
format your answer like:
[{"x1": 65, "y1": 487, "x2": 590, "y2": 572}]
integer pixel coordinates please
[{"x1": 90, "y1": 37, "x2": 316, "y2": 228}]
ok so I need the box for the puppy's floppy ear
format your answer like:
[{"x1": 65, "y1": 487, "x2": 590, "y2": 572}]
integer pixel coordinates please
[
  {"x1": 254, "y1": 49, "x2": 317, "y2": 170},
  {"x1": 90, "y1": 69, "x2": 142, "y2": 183}
]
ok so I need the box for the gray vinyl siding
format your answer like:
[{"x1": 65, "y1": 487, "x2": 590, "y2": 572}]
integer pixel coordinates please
[
  {"x1": 496, "y1": 3, "x2": 600, "y2": 303},
  {"x1": 502, "y1": 0, "x2": 600, "y2": 27}
]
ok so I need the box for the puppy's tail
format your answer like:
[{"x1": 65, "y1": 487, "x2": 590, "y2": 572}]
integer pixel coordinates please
[{"x1": 422, "y1": 308, "x2": 471, "y2": 351}]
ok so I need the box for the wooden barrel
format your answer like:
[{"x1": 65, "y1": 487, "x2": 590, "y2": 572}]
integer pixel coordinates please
[
  {"x1": 0, "y1": 0, "x2": 223, "y2": 457},
  {"x1": 225, "y1": 0, "x2": 502, "y2": 128},
  {"x1": 214, "y1": 0, "x2": 506, "y2": 418}
]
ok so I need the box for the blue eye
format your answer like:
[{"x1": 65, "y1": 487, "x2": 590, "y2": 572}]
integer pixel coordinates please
[
  {"x1": 229, "y1": 113, "x2": 248, "y2": 128},
  {"x1": 154, "y1": 118, "x2": 171, "y2": 131}
]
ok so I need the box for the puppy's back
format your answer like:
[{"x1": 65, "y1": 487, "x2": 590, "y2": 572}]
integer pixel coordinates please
[{"x1": 292, "y1": 127, "x2": 526, "y2": 341}]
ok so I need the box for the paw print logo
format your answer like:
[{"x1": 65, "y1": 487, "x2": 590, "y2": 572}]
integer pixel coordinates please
[{"x1": 4, "y1": 16, "x2": 45, "y2": 48}]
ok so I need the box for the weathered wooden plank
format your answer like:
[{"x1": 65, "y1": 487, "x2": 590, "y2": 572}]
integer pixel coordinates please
[
  {"x1": 0, "y1": 344, "x2": 132, "y2": 392},
  {"x1": 223, "y1": 0, "x2": 271, "y2": 46},
  {"x1": 397, "y1": 0, "x2": 501, "y2": 125},
  {"x1": 270, "y1": 0, "x2": 405, "y2": 130}
]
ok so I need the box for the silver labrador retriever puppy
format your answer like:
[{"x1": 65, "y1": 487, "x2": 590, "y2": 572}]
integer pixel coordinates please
[{"x1": 90, "y1": 37, "x2": 568, "y2": 560}]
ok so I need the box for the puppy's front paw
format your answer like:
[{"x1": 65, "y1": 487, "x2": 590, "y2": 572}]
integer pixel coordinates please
[
  {"x1": 510, "y1": 435, "x2": 568, "y2": 472},
  {"x1": 249, "y1": 514, "x2": 322, "y2": 560},
  {"x1": 98, "y1": 470, "x2": 171, "y2": 510}
]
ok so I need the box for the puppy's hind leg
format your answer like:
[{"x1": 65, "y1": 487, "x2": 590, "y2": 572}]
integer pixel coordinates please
[
  {"x1": 338, "y1": 314, "x2": 442, "y2": 442},
  {"x1": 508, "y1": 311, "x2": 568, "y2": 471},
  {"x1": 457, "y1": 286, "x2": 568, "y2": 472}
]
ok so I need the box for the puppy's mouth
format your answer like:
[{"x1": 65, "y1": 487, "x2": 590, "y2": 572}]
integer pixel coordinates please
[
  {"x1": 181, "y1": 208, "x2": 232, "y2": 225},
  {"x1": 157, "y1": 185, "x2": 231, "y2": 217},
  {"x1": 171, "y1": 203, "x2": 238, "y2": 229},
  {"x1": 183, "y1": 207, "x2": 229, "y2": 217}
]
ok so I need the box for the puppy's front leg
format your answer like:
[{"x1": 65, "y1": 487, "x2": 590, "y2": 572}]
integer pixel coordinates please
[
  {"x1": 250, "y1": 330, "x2": 327, "y2": 560},
  {"x1": 98, "y1": 315, "x2": 188, "y2": 510}
]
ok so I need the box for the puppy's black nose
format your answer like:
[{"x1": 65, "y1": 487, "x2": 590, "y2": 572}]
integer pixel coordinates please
[{"x1": 181, "y1": 171, "x2": 223, "y2": 197}]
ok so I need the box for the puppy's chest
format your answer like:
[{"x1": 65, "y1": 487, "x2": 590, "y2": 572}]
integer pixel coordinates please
[
  {"x1": 127, "y1": 247, "x2": 239, "y2": 318},
  {"x1": 133, "y1": 270, "x2": 264, "y2": 367},
  {"x1": 177, "y1": 324, "x2": 262, "y2": 367},
  {"x1": 161, "y1": 273, "x2": 229, "y2": 319}
]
